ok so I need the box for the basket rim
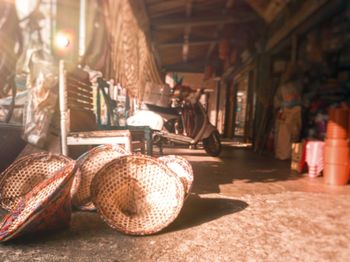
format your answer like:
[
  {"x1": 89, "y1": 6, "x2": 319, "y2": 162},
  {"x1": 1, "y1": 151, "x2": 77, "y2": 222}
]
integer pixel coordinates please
[
  {"x1": 158, "y1": 155, "x2": 194, "y2": 194},
  {"x1": 72, "y1": 144, "x2": 128, "y2": 209},
  {"x1": 91, "y1": 154, "x2": 185, "y2": 235},
  {"x1": 0, "y1": 153, "x2": 73, "y2": 211},
  {"x1": 0, "y1": 152, "x2": 71, "y2": 183},
  {"x1": 158, "y1": 155, "x2": 193, "y2": 175},
  {"x1": 77, "y1": 144, "x2": 127, "y2": 166},
  {"x1": 0, "y1": 161, "x2": 77, "y2": 242}
]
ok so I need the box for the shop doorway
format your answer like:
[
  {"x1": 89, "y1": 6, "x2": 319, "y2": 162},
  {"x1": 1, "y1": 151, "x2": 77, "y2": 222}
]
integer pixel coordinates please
[{"x1": 226, "y1": 68, "x2": 256, "y2": 142}]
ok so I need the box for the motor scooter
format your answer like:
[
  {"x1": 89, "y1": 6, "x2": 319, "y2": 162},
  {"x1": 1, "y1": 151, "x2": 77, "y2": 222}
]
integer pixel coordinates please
[{"x1": 145, "y1": 85, "x2": 221, "y2": 157}]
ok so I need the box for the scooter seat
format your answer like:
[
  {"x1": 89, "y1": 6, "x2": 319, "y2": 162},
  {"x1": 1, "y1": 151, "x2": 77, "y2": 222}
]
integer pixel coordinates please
[{"x1": 145, "y1": 103, "x2": 179, "y2": 116}]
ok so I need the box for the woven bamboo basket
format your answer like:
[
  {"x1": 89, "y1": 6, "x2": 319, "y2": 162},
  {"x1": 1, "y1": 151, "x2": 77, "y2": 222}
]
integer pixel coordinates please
[
  {"x1": 91, "y1": 155, "x2": 185, "y2": 235},
  {"x1": 0, "y1": 161, "x2": 77, "y2": 242},
  {"x1": 158, "y1": 155, "x2": 193, "y2": 195},
  {"x1": 0, "y1": 153, "x2": 77, "y2": 212},
  {"x1": 73, "y1": 145, "x2": 127, "y2": 210}
]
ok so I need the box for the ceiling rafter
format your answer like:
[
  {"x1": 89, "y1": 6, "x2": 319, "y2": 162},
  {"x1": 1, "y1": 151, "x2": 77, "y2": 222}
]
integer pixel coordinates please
[
  {"x1": 151, "y1": 12, "x2": 256, "y2": 29},
  {"x1": 266, "y1": 0, "x2": 328, "y2": 50},
  {"x1": 164, "y1": 58, "x2": 206, "y2": 73},
  {"x1": 143, "y1": 0, "x2": 265, "y2": 73},
  {"x1": 246, "y1": 0, "x2": 266, "y2": 21},
  {"x1": 158, "y1": 37, "x2": 236, "y2": 48},
  {"x1": 246, "y1": 0, "x2": 289, "y2": 23},
  {"x1": 147, "y1": 0, "x2": 184, "y2": 15}
]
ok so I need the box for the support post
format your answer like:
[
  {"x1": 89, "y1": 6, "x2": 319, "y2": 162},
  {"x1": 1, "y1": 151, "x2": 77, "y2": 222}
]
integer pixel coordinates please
[
  {"x1": 215, "y1": 80, "x2": 221, "y2": 128},
  {"x1": 59, "y1": 59, "x2": 68, "y2": 156}
]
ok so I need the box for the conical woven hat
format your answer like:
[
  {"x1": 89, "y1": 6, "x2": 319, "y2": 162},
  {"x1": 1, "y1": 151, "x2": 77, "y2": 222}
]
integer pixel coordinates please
[
  {"x1": 91, "y1": 155, "x2": 185, "y2": 235},
  {"x1": 0, "y1": 153, "x2": 75, "y2": 211},
  {"x1": 0, "y1": 161, "x2": 77, "y2": 242},
  {"x1": 158, "y1": 155, "x2": 193, "y2": 195},
  {"x1": 73, "y1": 145, "x2": 128, "y2": 210}
]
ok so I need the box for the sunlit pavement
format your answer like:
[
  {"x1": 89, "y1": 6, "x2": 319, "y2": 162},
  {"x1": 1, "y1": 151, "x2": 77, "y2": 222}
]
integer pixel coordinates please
[{"x1": 0, "y1": 143, "x2": 349, "y2": 261}]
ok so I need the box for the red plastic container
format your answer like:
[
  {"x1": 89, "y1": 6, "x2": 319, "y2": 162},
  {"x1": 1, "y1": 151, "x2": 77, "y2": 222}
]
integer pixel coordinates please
[
  {"x1": 324, "y1": 145, "x2": 349, "y2": 164},
  {"x1": 327, "y1": 108, "x2": 348, "y2": 139},
  {"x1": 325, "y1": 138, "x2": 348, "y2": 147},
  {"x1": 328, "y1": 107, "x2": 348, "y2": 125},
  {"x1": 326, "y1": 122, "x2": 347, "y2": 139},
  {"x1": 324, "y1": 163, "x2": 349, "y2": 185}
]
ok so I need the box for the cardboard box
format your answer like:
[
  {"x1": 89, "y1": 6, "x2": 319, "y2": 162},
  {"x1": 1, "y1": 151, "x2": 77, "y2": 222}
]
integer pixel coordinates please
[{"x1": 143, "y1": 82, "x2": 171, "y2": 107}]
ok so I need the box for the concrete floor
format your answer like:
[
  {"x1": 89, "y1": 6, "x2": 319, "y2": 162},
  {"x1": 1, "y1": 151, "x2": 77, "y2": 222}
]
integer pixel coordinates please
[{"x1": 0, "y1": 143, "x2": 350, "y2": 261}]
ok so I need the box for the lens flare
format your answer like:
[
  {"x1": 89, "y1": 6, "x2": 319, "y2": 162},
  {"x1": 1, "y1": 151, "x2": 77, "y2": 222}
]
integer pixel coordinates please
[{"x1": 55, "y1": 32, "x2": 71, "y2": 50}]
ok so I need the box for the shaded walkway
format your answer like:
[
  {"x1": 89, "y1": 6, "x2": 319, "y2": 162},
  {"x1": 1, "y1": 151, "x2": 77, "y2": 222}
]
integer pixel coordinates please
[{"x1": 0, "y1": 144, "x2": 349, "y2": 261}]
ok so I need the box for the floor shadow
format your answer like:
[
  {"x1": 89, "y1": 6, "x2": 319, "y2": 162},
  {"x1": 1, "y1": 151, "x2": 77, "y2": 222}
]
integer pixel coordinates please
[
  {"x1": 0, "y1": 124, "x2": 26, "y2": 173},
  {"x1": 188, "y1": 145, "x2": 303, "y2": 195},
  {"x1": 2, "y1": 211, "x2": 114, "y2": 245},
  {"x1": 163, "y1": 194, "x2": 248, "y2": 233},
  {"x1": 3, "y1": 226, "x2": 72, "y2": 245},
  {"x1": 2, "y1": 195, "x2": 248, "y2": 243}
]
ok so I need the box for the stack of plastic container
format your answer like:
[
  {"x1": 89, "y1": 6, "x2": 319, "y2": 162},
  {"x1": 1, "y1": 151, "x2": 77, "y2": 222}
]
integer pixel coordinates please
[
  {"x1": 306, "y1": 141, "x2": 324, "y2": 177},
  {"x1": 324, "y1": 107, "x2": 349, "y2": 185}
]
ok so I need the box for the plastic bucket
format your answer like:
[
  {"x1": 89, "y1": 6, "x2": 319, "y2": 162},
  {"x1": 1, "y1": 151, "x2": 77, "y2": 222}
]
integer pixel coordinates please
[
  {"x1": 326, "y1": 122, "x2": 347, "y2": 139},
  {"x1": 328, "y1": 107, "x2": 348, "y2": 125},
  {"x1": 324, "y1": 144, "x2": 349, "y2": 164},
  {"x1": 327, "y1": 108, "x2": 348, "y2": 139},
  {"x1": 324, "y1": 163, "x2": 349, "y2": 185},
  {"x1": 325, "y1": 138, "x2": 348, "y2": 147}
]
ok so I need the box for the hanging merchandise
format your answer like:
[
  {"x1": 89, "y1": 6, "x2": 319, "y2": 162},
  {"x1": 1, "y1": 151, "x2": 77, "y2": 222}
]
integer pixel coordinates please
[
  {"x1": 95, "y1": 0, "x2": 163, "y2": 98},
  {"x1": 275, "y1": 106, "x2": 302, "y2": 160},
  {"x1": 0, "y1": 1, "x2": 22, "y2": 123},
  {"x1": 204, "y1": 64, "x2": 214, "y2": 80},
  {"x1": 22, "y1": 50, "x2": 58, "y2": 147},
  {"x1": 230, "y1": 49, "x2": 238, "y2": 65},
  {"x1": 306, "y1": 32, "x2": 324, "y2": 64},
  {"x1": 218, "y1": 38, "x2": 230, "y2": 60}
]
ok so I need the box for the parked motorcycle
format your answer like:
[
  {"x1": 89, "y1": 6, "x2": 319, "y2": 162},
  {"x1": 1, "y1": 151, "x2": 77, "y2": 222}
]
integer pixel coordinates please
[{"x1": 145, "y1": 85, "x2": 221, "y2": 157}]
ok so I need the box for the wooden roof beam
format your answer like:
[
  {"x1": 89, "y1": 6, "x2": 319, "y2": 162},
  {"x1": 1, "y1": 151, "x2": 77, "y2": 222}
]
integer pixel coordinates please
[
  {"x1": 147, "y1": 0, "x2": 184, "y2": 15},
  {"x1": 247, "y1": 0, "x2": 289, "y2": 23},
  {"x1": 163, "y1": 59, "x2": 206, "y2": 73},
  {"x1": 266, "y1": 0, "x2": 328, "y2": 50},
  {"x1": 152, "y1": 13, "x2": 256, "y2": 29},
  {"x1": 246, "y1": 0, "x2": 267, "y2": 22},
  {"x1": 158, "y1": 37, "x2": 236, "y2": 48}
]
